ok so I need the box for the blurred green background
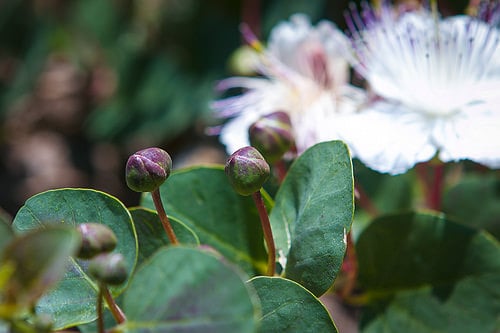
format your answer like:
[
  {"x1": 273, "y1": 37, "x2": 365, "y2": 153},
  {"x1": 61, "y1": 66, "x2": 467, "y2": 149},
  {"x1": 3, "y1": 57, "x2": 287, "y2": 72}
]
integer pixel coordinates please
[{"x1": 0, "y1": 0, "x2": 467, "y2": 216}]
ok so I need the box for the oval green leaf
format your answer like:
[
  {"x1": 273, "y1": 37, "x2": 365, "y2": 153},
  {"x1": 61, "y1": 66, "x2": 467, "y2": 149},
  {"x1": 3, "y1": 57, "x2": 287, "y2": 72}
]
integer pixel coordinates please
[
  {"x1": 0, "y1": 226, "x2": 80, "y2": 314},
  {"x1": 129, "y1": 207, "x2": 199, "y2": 266},
  {"x1": 357, "y1": 212, "x2": 500, "y2": 333},
  {"x1": 11, "y1": 188, "x2": 138, "y2": 329},
  {"x1": 122, "y1": 246, "x2": 260, "y2": 333},
  {"x1": 141, "y1": 166, "x2": 269, "y2": 275},
  {"x1": 248, "y1": 276, "x2": 337, "y2": 332},
  {"x1": 269, "y1": 141, "x2": 354, "y2": 296}
]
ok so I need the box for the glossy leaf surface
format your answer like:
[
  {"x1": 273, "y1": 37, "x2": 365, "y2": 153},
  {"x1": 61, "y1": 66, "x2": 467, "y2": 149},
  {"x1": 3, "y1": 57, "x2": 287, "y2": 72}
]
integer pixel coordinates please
[
  {"x1": 248, "y1": 276, "x2": 337, "y2": 332},
  {"x1": 12, "y1": 189, "x2": 137, "y2": 329},
  {"x1": 269, "y1": 141, "x2": 354, "y2": 296},
  {"x1": 130, "y1": 207, "x2": 199, "y2": 266},
  {"x1": 122, "y1": 246, "x2": 260, "y2": 333},
  {"x1": 142, "y1": 166, "x2": 269, "y2": 275}
]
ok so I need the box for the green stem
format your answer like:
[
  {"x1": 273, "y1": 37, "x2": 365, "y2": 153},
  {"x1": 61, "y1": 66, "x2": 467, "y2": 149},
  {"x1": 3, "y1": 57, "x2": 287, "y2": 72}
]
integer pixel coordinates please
[
  {"x1": 103, "y1": 286, "x2": 127, "y2": 324},
  {"x1": 151, "y1": 188, "x2": 178, "y2": 245},
  {"x1": 252, "y1": 191, "x2": 276, "y2": 276}
]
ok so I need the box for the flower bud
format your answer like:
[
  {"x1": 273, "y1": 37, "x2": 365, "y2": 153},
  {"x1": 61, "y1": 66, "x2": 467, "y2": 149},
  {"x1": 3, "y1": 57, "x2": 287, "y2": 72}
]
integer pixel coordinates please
[
  {"x1": 76, "y1": 223, "x2": 118, "y2": 259},
  {"x1": 225, "y1": 146, "x2": 270, "y2": 196},
  {"x1": 126, "y1": 147, "x2": 172, "y2": 192},
  {"x1": 248, "y1": 111, "x2": 294, "y2": 163},
  {"x1": 33, "y1": 314, "x2": 53, "y2": 333},
  {"x1": 88, "y1": 253, "x2": 128, "y2": 286}
]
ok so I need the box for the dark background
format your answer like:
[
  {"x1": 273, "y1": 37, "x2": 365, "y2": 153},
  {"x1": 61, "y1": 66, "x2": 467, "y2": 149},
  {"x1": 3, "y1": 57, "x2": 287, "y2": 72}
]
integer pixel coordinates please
[{"x1": 0, "y1": 0, "x2": 468, "y2": 217}]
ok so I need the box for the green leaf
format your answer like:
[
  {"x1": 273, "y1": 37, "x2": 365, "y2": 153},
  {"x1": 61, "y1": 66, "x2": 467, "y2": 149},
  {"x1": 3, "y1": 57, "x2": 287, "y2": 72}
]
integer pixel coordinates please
[
  {"x1": 269, "y1": 141, "x2": 354, "y2": 296},
  {"x1": 0, "y1": 226, "x2": 80, "y2": 314},
  {"x1": 129, "y1": 207, "x2": 199, "y2": 267},
  {"x1": 122, "y1": 246, "x2": 260, "y2": 333},
  {"x1": 248, "y1": 276, "x2": 337, "y2": 332},
  {"x1": 141, "y1": 166, "x2": 269, "y2": 275},
  {"x1": 443, "y1": 173, "x2": 500, "y2": 239},
  {"x1": 357, "y1": 212, "x2": 500, "y2": 333},
  {"x1": 12, "y1": 188, "x2": 138, "y2": 329}
]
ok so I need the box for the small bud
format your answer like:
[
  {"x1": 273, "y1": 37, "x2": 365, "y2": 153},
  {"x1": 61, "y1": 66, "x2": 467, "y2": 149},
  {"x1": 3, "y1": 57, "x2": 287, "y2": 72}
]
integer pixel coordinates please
[
  {"x1": 33, "y1": 314, "x2": 53, "y2": 333},
  {"x1": 248, "y1": 111, "x2": 294, "y2": 163},
  {"x1": 126, "y1": 147, "x2": 172, "y2": 192},
  {"x1": 225, "y1": 146, "x2": 270, "y2": 196},
  {"x1": 88, "y1": 253, "x2": 128, "y2": 285},
  {"x1": 76, "y1": 223, "x2": 118, "y2": 259}
]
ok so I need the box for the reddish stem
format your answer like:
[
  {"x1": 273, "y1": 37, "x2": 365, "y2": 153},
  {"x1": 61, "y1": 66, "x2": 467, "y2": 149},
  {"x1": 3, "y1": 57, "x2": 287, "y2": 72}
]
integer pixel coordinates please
[
  {"x1": 338, "y1": 232, "x2": 358, "y2": 300},
  {"x1": 242, "y1": 0, "x2": 261, "y2": 38},
  {"x1": 151, "y1": 189, "x2": 178, "y2": 245},
  {"x1": 416, "y1": 162, "x2": 445, "y2": 211},
  {"x1": 429, "y1": 163, "x2": 445, "y2": 211},
  {"x1": 103, "y1": 285, "x2": 127, "y2": 324},
  {"x1": 354, "y1": 181, "x2": 379, "y2": 217},
  {"x1": 252, "y1": 191, "x2": 276, "y2": 276},
  {"x1": 274, "y1": 160, "x2": 288, "y2": 183}
]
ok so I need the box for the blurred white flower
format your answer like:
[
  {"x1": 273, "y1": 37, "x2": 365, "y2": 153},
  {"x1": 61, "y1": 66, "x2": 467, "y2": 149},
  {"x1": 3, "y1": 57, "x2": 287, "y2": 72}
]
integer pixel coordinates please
[
  {"x1": 212, "y1": 14, "x2": 364, "y2": 155},
  {"x1": 339, "y1": 3, "x2": 500, "y2": 174}
]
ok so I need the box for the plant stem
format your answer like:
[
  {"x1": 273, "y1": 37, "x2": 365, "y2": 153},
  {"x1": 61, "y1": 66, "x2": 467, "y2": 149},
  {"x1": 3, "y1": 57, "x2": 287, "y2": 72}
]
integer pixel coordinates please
[
  {"x1": 103, "y1": 286, "x2": 127, "y2": 324},
  {"x1": 274, "y1": 160, "x2": 287, "y2": 183},
  {"x1": 429, "y1": 162, "x2": 444, "y2": 211},
  {"x1": 354, "y1": 181, "x2": 379, "y2": 217},
  {"x1": 338, "y1": 231, "x2": 358, "y2": 300},
  {"x1": 252, "y1": 191, "x2": 276, "y2": 276},
  {"x1": 151, "y1": 188, "x2": 178, "y2": 245},
  {"x1": 416, "y1": 162, "x2": 445, "y2": 211},
  {"x1": 97, "y1": 284, "x2": 104, "y2": 333}
]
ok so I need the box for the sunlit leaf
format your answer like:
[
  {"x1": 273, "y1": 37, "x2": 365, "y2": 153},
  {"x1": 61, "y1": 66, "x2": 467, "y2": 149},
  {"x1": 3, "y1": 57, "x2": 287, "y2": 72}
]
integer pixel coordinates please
[
  {"x1": 270, "y1": 141, "x2": 354, "y2": 296},
  {"x1": 248, "y1": 276, "x2": 337, "y2": 332},
  {"x1": 122, "y1": 246, "x2": 260, "y2": 333}
]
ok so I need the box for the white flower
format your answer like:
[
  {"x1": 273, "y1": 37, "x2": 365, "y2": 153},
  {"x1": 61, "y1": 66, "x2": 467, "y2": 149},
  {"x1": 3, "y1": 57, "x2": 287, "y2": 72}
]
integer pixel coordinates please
[
  {"x1": 339, "y1": 4, "x2": 500, "y2": 174},
  {"x1": 212, "y1": 14, "x2": 365, "y2": 155}
]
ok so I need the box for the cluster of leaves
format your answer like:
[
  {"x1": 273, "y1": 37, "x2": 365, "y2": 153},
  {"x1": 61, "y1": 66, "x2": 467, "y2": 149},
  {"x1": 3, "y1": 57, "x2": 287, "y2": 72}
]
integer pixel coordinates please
[
  {"x1": 1, "y1": 141, "x2": 500, "y2": 333},
  {"x1": 352, "y1": 162, "x2": 500, "y2": 333},
  {"x1": 0, "y1": 141, "x2": 353, "y2": 332}
]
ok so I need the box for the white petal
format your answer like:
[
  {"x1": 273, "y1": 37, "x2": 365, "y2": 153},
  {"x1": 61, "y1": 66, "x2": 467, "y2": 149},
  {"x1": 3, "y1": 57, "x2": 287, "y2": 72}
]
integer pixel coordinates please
[
  {"x1": 338, "y1": 101, "x2": 436, "y2": 174},
  {"x1": 267, "y1": 14, "x2": 350, "y2": 87},
  {"x1": 268, "y1": 14, "x2": 314, "y2": 68},
  {"x1": 219, "y1": 112, "x2": 258, "y2": 154},
  {"x1": 434, "y1": 102, "x2": 500, "y2": 168}
]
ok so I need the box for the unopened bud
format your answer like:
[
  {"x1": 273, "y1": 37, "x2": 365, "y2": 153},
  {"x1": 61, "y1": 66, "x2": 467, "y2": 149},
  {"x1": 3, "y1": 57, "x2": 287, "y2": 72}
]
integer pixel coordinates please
[
  {"x1": 126, "y1": 147, "x2": 172, "y2": 192},
  {"x1": 225, "y1": 146, "x2": 270, "y2": 196},
  {"x1": 76, "y1": 223, "x2": 117, "y2": 259},
  {"x1": 33, "y1": 314, "x2": 53, "y2": 333},
  {"x1": 249, "y1": 111, "x2": 294, "y2": 163},
  {"x1": 88, "y1": 253, "x2": 128, "y2": 285}
]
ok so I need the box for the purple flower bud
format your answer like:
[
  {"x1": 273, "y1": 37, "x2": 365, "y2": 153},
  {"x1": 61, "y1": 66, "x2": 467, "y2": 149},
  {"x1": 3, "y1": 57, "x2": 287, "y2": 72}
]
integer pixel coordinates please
[
  {"x1": 76, "y1": 223, "x2": 118, "y2": 259},
  {"x1": 88, "y1": 253, "x2": 128, "y2": 286},
  {"x1": 225, "y1": 146, "x2": 270, "y2": 196},
  {"x1": 249, "y1": 111, "x2": 294, "y2": 163},
  {"x1": 125, "y1": 147, "x2": 172, "y2": 192}
]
